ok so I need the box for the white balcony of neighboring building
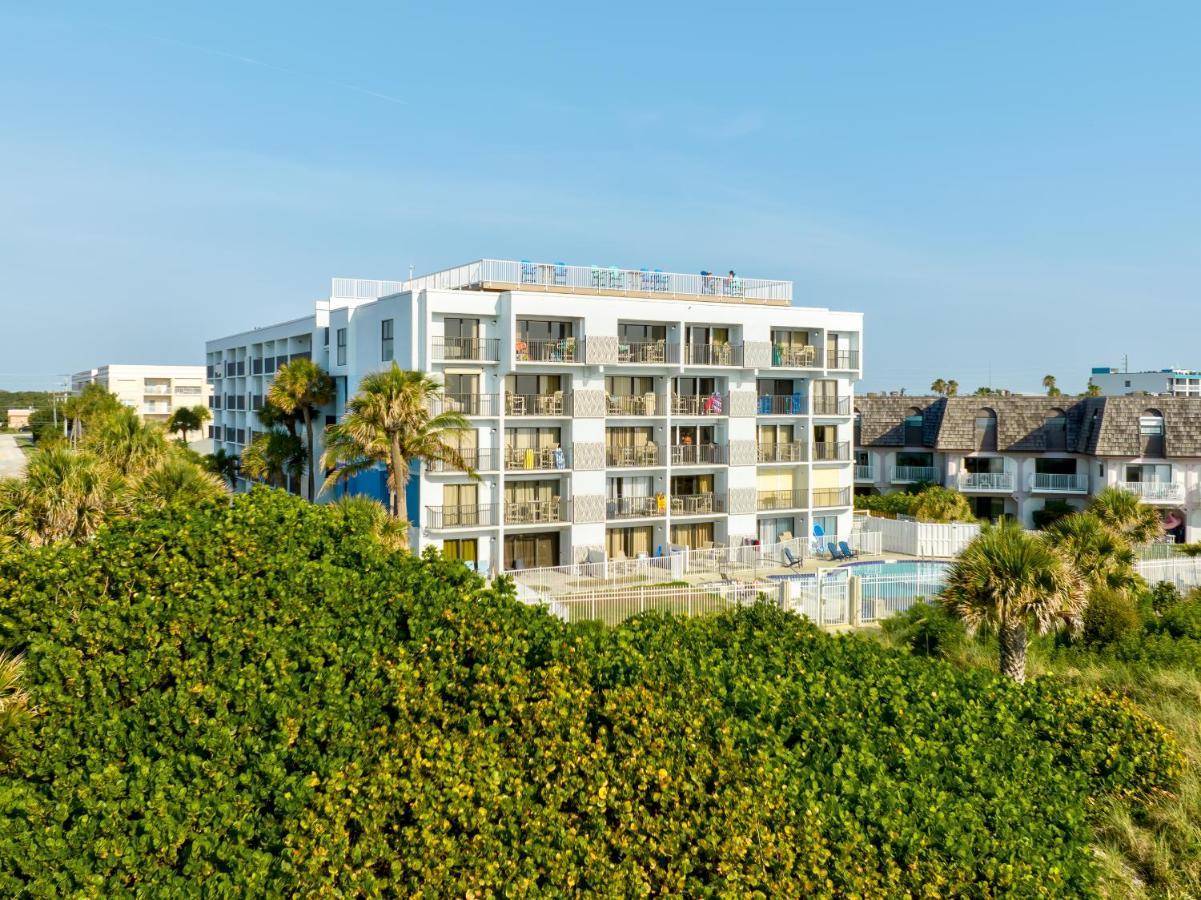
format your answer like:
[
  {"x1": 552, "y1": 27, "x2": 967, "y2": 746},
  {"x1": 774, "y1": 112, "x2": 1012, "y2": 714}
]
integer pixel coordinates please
[
  {"x1": 854, "y1": 463, "x2": 876, "y2": 482},
  {"x1": 1119, "y1": 481, "x2": 1185, "y2": 504},
  {"x1": 1029, "y1": 473, "x2": 1090, "y2": 493},
  {"x1": 891, "y1": 465, "x2": 937, "y2": 484},
  {"x1": 958, "y1": 472, "x2": 1016, "y2": 492}
]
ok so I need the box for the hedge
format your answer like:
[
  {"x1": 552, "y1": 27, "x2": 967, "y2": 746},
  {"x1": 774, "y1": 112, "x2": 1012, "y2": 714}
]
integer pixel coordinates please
[{"x1": 0, "y1": 489, "x2": 1181, "y2": 895}]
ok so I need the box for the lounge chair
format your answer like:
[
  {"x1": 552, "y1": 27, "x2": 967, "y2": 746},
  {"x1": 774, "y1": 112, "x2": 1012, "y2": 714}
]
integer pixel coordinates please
[
  {"x1": 782, "y1": 548, "x2": 804, "y2": 569},
  {"x1": 827, "y1": 542, "x2": 847, "y2": 561},
  {"x1": 839, "y1": 541, "x2": 859, "y2": 560}
]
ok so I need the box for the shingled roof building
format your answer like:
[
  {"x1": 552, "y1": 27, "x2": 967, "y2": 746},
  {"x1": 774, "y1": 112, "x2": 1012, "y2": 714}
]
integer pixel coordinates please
[{"x1": 854, "y1": 395, "x2": 1201, "y2": 541}]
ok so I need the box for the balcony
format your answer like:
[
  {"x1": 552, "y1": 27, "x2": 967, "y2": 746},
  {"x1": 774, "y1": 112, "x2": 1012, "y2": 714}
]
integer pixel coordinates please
[
  {"x1": 424, "y1": 448, "x2": 499, "y2": 473},
  {"x1": 813, "y1": 487, "x2": 852, "y2": 508},
  {"x1": 892, "y1": 465, "x2": 938, "y2": 484},
  {"x1": 757, "y1": 394, "x2": 806, "y2": 416},
  {"x1": 671, "y1": 393, "x2": 727, "y2": 416},
  {"x1": 418, "y1": 259, "x2": 792, "y2": 303},
  {"x1": 855, "y1": 464, "x2": 876, "y2": 481},
  {"x1": 671, "y1": 443, "x2": 726, "y2": 465},
  {"x1": 606, "y1": 445, "x2": 662, "y2": 468},
  {"x1": 959, "y1": 472, "x2": 1015, "y2": 492},
  {"x1": 670, "y1": 493, "x2": 725, "y2": 515},
  {"x1": 504, "y1": 498, "x2": 568, "y2": 525},
  {"x1": 617, "y1": 340, "x2": 678, "y2": 364},
  {"x1": 433, "y1": 337, "x2": 501, "y2": 362},
  {"x1": 438, "y1": 393, "x2": 498, "y2": 417},
  {"x1": 426, "y1": 504, "x2": 498, "y2": 529},
  {"x1": 826, "y1": 350, "x2": 860, "y2": 370},
  {"x1": 505, "y1": 393, "x2": 570, "y2": 416},
  {"x1": 757, "y1": 489, "x2": 806, "y2": 511},
  {"x1": 757, "y1": 442, "x2": 807, "y2": 463},
  {"x1": 516, "y1": 337, "x2": 580, "y2": 363},
  {"x1": 1120, "y1": 481, "x2": 1185, "y2": 504},
  {"x1": 143, "y1": 384, "x2": 171, "y2": 396},
  {"x1": 607, "y1": 394, "x2": 660, "y2": 416},
  {"x1": 606, "y1": 496, "x2": 665, "y2": 519},
  {"x1": 771, "y1": 344, "x2": 818, "y2": 368},
  {"x1": 685, "y1": 343, "x2": 743, "y2": 367},
  {"x1": 812, "y1": 441, "x2": 851, "y2": 462},
  {"x1": 1030, "y1": 473, "x2": 1089, "y2": 493},
  {"x1": 504, "y1": 446, "x2": 570, "y2": 471},
  {"x1": 812, "y1": 396, "x2": 852, "y2": 416}
]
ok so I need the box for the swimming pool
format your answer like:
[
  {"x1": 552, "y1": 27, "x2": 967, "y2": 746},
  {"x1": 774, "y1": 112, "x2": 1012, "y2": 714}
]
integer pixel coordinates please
[{"x1": 837, "y1": 559, "x2": 952, "y2": 578}]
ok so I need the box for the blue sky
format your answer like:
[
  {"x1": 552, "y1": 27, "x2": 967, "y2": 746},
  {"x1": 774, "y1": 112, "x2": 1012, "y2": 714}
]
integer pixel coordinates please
[{"x1": 2, "y1": 2, "x2": 1198, "y2": 393}]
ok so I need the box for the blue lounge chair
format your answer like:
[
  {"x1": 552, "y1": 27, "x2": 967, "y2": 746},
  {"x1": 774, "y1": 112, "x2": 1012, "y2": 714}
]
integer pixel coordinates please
[
  {"x1": 827, "y1": 542, "x2": 847, "y2": 561},
  {"x1": 839, "y1": 541, "x2": 859, "y2": 560},
  {"x1": 782, "y1": 547, "x2": 804, "y2": 569}
]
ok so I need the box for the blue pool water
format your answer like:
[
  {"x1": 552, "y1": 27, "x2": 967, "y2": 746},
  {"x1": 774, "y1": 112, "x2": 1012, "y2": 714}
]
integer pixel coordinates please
[{"x1": 837, "y1": 560, "x2": 952, "y2": 577}]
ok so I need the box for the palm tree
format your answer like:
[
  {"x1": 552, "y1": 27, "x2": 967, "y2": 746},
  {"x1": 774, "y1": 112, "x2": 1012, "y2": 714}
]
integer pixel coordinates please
[
  {"x1": 240, "y1": 431, "x2": 306, "y2": 490},
  {"x1": 941, "y1": 520, "x2": 1086, "y2": 683},
  {"x1": 204, "y1": 447, "x2": 241, "y2": 488},
  {"x1": 255, "y1": 398, "x2": 298, "y2": 436},
  {"x1": 322, "y1": 365, "x2": 472, "y2": 532},
  {"x1": 1088, "y1": 486, "x2": 1164, "y2": 545},
  {"x1": 1044, "y1": 512, "x2": 1140, "y2": 594},
  {"x1": 267, "y1": 359, "x2": 335, "y2": 501},
  {"x1": 81, "y1": 407, "x2": 170, "y2": 478},
  {"x1": 1042, "y1": 374, "x2": 1058, "y2": 396},
  {"x1": 166, "y1": 405, "x2": 212, "y2": 444},
  {"x1": 61, "y1": 384, "x2": 122, "y2": 447},
  {"x1": 132, "y1": 458, "x2": 229, "y2": 509},
  {"x1": 930, "y1": 378, "x2": 947, "y2": 396},
  {"x1": 946, "y1": 380, "x2": 959, "y2": 397},
  {"x1": 0, "y1": 449, "x2": 125, "y2": 547},
  {"x1": 1085, "y1": 383, "x2": 1101, "y2": 397}
]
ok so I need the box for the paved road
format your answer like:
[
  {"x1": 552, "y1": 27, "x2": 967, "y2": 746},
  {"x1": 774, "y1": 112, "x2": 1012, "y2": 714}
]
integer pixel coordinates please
[{"x1": 0, "y1": 433, "x2": 27, "y2": 479}]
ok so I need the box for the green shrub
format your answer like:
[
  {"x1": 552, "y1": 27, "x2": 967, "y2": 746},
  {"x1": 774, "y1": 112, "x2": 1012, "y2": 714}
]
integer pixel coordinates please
[
  {"x1": 1154, "y1": 599, "x2": 1201, "y2": 641},
  {"x1": 881, "y1": 600, "x2": 964, "y2": 657},
  {"x1": 0, "y1": 490, "x2": 1182, "y2": 895},
  {"x1": 1081, "y1": 588, "x2": 1142, "y2": 646}
]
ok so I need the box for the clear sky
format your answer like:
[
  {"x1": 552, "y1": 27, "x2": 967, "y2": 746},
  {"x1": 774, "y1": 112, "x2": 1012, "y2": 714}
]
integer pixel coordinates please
[{"x1": 2, "y1": 2, "x2": 1198, "y2": 394}]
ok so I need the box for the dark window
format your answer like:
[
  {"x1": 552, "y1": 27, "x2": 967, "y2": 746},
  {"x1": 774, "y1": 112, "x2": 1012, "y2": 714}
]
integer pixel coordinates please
[
  {"x1": 336, "y1": 328, "x2": 347, "y2": 366},
  {"x1": 381, "y1": 319, "x2": 394, "y2": 362},
  {"x1": 974, "y1": 408, "x2": 998, "y2": 451},
  {"x1": 1044, "y1": 410, "x2": 1067, "y2": 451}
]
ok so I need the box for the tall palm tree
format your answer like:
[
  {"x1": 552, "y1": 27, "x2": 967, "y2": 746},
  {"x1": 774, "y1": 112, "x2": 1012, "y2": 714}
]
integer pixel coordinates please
[
  {"x1": 941, "y1": 520, "x2": 1086, "y2": 683},
  {"x1": 1088, "y1": 486, "x2": 1164, "y2": 545},
  {"x1": 61, "y1": 384, "x2": 122, "y2": 447},
  {"x1": 240, "y1": 431, "x2": 306, "y2": 490},
  {"x1": 946, "y1": 380, "x2": 959, "y2": 397},
  {"x1": 132, "y1": 458, "x2": 230, "y2": 509},
  {"x1": 930, "y1": 378, "x2": 947, "y2": 396},
  {"x1": 81, "y1": 407, "x2": 170, "y2": 478},
  {"x1": 0, "y1": 449, "x2": 125, "y2": 547},
  {"x1": 1044, "y1": 511, "x2": 1140, "y2": 594},
  {"x1": 268, "y1": 359, "x2": 335, "y2": 501},
  {"x1": 204, "y1": 447, "x2": 241, "y2": 488},
  {"x1": 166, "y1": 407, "x2": 200, "y2": 444},
  {"x1": 322, "y1": 365, "x2": 472, "y2": 533}
]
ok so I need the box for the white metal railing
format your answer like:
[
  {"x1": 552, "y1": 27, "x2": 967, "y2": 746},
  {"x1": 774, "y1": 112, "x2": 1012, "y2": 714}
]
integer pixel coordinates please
[
  {"x1": 1030, "y1": 472, "x2": 1089, "y2": 492},
  {"x1": 1120, "y1": 481, "x2": 1185, "y2": 503},
  {"x1": 757, "y1": 442, "x2": 806, "y2": 463},
  {"x1": 858, "y1": 565, "x2": 951, "y2": 624},
  {"x1": 537, "y1": 581, "x2": 772, "y2": 626},
  {"x1": 331, "y1": 277, "x2": 407, "y2": 299},
  {"x1": 1137, "y1": 556, "x2": 1201, "y2": 590},
  {"x1": 605, "y1": 495, "x2": 665, "y2": 519},
  {"x1": 958, "y1": 472, "x2": 1015, "y2": 491},
  {"x1": 892, "y1": 465, "x2": 937, "y2": 483},
  {"x1": 855, "y1": 464, "x2": 876, "y2": 481}
]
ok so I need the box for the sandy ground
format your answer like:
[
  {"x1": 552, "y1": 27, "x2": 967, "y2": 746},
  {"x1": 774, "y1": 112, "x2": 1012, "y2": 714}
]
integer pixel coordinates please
[{"x1": 0, "y1": 433, "x2": 27, "y2": 479}]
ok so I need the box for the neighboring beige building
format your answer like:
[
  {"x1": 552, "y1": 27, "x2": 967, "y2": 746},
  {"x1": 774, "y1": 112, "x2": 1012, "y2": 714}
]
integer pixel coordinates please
[
  {"x1": 71, "y1": 364, "x2": 211, "y2": 424},
  {"x1": 5, "y1": 408, "x2": 33, "y2": 430}
]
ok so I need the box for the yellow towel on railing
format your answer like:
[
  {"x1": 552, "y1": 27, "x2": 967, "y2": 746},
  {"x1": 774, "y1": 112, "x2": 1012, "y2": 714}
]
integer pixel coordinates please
[{"x1": 524, "y1": 448, "x2": 535, "y2": 469}]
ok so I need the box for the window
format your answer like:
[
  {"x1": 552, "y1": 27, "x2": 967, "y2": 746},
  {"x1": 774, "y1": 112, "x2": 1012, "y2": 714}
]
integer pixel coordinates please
[
  {"x1": 381, "y1": 319, "x2": 394, "y2": 362},
  {"x1": 607, "y1": 526, "x2": 653, "y2": 560},
  {"x1": 517, "y1": 319, "x2": 573, "y2": 340},
  {"x1": 974, "y1": 408, "x2": 998, "y2": 451},
  {"x1": 903, "y1": 407, "x2": 924, "y2": 445},
  {"x1": 1140, "y1": 413, "x2": 1164, "y2": 435},
  {"x1": 323, "y1": 327, "x2": 330, "y2": 347},
  {"x1": 1044, "y1": 409, "x2": 1068, "y2": 451},
  {"x1": 442, "y1": 539, "x2": 478, "y2": 567},
  {"x1": 336, "y1": 328, "x2": 347, "y2": 366}
]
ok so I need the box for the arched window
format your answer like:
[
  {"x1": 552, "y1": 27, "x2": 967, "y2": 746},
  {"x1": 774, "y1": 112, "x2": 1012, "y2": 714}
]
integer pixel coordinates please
[
  {"x1": 904, "y1": 407, "x2": 924, "y2": 445},
  {"x1": 1140, "y1": 408, "x2": 1165, "y2": 457},
  {"x1": 975, "y1": 408, "x2": 998, "y2": 451},
  {"x1": 1044, "y1": 408, "x2": 1067, "y2": 451}
]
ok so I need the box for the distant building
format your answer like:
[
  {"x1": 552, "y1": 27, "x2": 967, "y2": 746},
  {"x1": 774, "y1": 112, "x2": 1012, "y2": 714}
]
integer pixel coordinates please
[
  {"x1": 71, "y1": 364, "x2": 211, "y2": 424},
  {"x1": 1089, "y1": 367, "x2": 1201, "y2": 397},
  {"x1": 5, "y1": 408, "x2": 33, "y2": 430}
]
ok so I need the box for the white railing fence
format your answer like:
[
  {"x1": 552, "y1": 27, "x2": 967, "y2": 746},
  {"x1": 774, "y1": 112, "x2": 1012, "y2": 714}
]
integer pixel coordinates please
[
  {"x1": 1136, "y1": 556, "x2": 1201, "y2": 590},
  {"x1": 539, "y1": 580, "x2": 773, "y2": 626},
  {"x1": 857, "y1": 514, "x2": 980, "y2": 557}
]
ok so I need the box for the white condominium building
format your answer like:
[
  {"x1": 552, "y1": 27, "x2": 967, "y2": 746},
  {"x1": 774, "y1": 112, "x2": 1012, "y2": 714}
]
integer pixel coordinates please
[
  {"x1": 207, "y1": 259, "x2": 863, "y2": 574},
  {"x1": 71, "y1": 364, "x2": 211, "y2": 424},
  {"x1": 1089, "y1": 367, "x2": 1201, "y2": 397}
]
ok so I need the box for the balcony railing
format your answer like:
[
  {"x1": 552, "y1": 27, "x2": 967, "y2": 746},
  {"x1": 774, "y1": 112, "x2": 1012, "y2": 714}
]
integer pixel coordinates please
[
  {"x1": 426, "y1": 504, "x2": 498, "y2": 529},
  {"x1": 757, "y1": 394, "x2": 805, "y2": 415},
  {"x1": 671, "y1": 443, "x2": 726, "y2": 465},
  {"x1": 812, "y1": 396, "x2": 851, "y2": 416},
  {"x1": 1120, "y1": 481, "x2": 1185, "y2": 503},
  {"x1": 826, "y1": 350, "x2": 860, "y2": 370},
  {"x1": 437, "y1": 393, "x2": 498, "y2": 417},
  {"x1": 892, "y1": 465, "x2": 937, "y2": 483},
  {"x1": 757, "y1": 489, "x2": 806, "y2": 511},
  {"x1": 516, "y1": 337, "x2": 580, "y2": 363},
  {"x1": 504, "y1": 446, "x2": 570, "y2": 471},
  {"x1": 606, "y1": 445, "x2": 662, "y2": 467},
  {"x1": 685, "y1": 343, "x2": 743, "y2": 367},
  {"x1": 812, "y1": 441, "x2": 851, "y2": 462},
  {"x1": 771, "y1": 344, "x2": 818, "y2": 367},
  {"x1": 433, "y1": 337, "x2": 501, "y2": 362},
  {"x1": 424, "y1": 448, "x2": 498, "y2": 473},
  {"x1": 143, "y1": 384, "x2": 171, "y2": 396},
  {"x1": 606, "y1": 496, "x2": 664, "y2": 519},
  {"x1": 505, "y1": 393, "x2": 570, "y2": 416},
  {"x1": 607, "y1": 394, "x2": 660, "y2": 416},
  {"x1": 1030, "y1": 472, "x2": 1089, "y2": 493},
  {"x1": 504, "y1": 498, "x2": 568, "y2": 525},
  {"x1": 855, "y1": 464, "x2": 876, "y2": 481},
  {"x1": 959, "y1": 472, "x2": 1015, "y2": 492},
  {"x1": 757, "y1": 442, "x2": 807, "y2": 463},
  {"x1": 813, "y1": 487, "x2": 852, "y2": 508},
  {"x1": 670, "y1": 493, "x2": 725, "y2": 515},
  {"x1": 671, "y1": 393, "x2": 727, "y2": 416},
  {"x1": 617, "y1": 340, "x2": 678, "y2": 364}
]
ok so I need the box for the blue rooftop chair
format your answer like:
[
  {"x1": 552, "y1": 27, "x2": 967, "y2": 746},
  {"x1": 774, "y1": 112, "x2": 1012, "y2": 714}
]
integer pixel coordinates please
[
  {"x1": 839, "y1": 541, "x2": 859, "y2": 560},
  {"x1": 827, "y1": 542, "x2": 847, "y2": 561}
]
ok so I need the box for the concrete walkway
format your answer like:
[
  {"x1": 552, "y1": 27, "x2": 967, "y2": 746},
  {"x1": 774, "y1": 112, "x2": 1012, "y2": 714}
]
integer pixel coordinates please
[{"x1": 0, "y1": 433, "x2": 27, "y2": 479}]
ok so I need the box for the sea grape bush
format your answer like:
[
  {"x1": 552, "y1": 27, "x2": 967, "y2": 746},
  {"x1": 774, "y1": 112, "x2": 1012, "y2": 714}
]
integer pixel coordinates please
[{"x1": 0, "y1": 490, "x2": 1181, "y2": 895}]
